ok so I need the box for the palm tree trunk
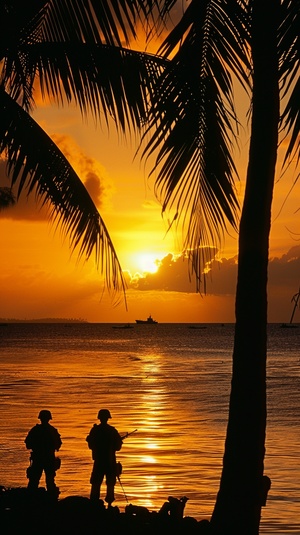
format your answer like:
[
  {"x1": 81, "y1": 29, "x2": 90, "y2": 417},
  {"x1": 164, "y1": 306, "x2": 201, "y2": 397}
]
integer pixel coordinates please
[{"x1": 211, "y1": 1, "x2": 280, "y2": 534}]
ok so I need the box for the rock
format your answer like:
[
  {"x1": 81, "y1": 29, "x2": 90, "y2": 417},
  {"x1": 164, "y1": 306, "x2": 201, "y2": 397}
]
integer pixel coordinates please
[{"x1": 0, "y1": 487, "x2": 211, "y2": 534}]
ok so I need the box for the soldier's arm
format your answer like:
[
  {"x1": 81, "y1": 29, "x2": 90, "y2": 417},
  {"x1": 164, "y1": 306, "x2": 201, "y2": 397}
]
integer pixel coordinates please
[
  {"x1": 114, "y1": 429, "x2": 123, "y2": 451},
  {"x1": 86, "y1": 424, "x2": 97, "y2": 449},
  {"x1": 55, "y1": 432, "x2": 62, "y2": 451},
  {"x1": 24, "y1": 427, "x2": 36, "y2": 450}
]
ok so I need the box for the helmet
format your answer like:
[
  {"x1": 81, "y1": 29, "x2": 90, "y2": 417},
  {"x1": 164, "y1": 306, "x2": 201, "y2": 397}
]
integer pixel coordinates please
[
  {"x1": 38, "y1": 409, "x2": 52, "y2": 421},
  {"x1": 97, "y1": 409, "x2": 111, "y2": 421}
]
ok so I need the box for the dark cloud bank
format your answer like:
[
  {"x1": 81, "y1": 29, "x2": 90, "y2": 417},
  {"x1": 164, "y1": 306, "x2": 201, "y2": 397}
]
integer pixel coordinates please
[{"x1": 129, "y1": 246, "x2": 300, "y2": 302}]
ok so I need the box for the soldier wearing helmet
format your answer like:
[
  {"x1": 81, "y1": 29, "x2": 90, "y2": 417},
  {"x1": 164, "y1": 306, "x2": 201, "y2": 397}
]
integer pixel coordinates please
[
  {"x1": 38, "y1": 409, "x2": 52, "y2": 421},
  {"x1": 86, "y1": 409, "x2": 122, "y2": 505},
  {"x1": 25, "y1": 410, "x2": 62, "y2": 497}
]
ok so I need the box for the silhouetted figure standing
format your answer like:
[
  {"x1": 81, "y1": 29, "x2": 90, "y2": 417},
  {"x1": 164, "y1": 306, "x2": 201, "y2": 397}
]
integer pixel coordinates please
[
  {"x1": 86, "y1": 409, "x2": 122, "y2": 505},
  {"x1": 25, "y1": 410, "x2": 62, "y2": 497}
]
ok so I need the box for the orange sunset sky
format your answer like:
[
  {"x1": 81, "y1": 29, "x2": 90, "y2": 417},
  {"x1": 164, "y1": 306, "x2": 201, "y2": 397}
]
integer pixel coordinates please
[
  {"x1": 1, "y1": 33, "x2": 300, "y2": 324},
  {"x1": 1, "y1": 96, "x2": 299, "y2": 324}
]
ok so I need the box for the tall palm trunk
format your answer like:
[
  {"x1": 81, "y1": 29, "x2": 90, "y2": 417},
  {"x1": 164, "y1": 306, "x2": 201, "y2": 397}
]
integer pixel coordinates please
[{"x1": 211, "y1": 1, "x2": 280, "y2": 534}]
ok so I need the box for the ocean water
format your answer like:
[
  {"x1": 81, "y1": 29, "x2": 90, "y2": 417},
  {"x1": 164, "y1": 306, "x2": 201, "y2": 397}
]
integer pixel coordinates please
[{"x1": 0, "y1": 322, "x2": 299, "y2": 533}]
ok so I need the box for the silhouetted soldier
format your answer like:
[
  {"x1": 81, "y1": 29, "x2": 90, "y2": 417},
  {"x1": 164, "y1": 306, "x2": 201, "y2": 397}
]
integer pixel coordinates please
[
  {"x1": 25, "y1": 410, "x2": 62, "y2": 497},
  {"x1": 86, "y1": 409, "x2": 122, "y2": 505}
]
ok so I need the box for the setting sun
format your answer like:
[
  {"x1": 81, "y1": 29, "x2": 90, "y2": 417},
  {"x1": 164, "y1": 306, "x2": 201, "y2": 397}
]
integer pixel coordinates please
[{"x1": 134, "y1": 253, "x2": 161, "y2": 274}]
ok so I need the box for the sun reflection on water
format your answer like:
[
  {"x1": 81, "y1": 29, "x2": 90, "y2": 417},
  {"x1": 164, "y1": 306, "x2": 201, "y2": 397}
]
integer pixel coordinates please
[{"x1": 141, "y1": 455, "x2": 157, "y2": 464}]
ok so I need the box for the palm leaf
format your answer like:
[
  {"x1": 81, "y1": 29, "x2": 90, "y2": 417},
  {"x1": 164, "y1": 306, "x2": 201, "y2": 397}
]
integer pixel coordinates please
[
  {"x1": 33, "y1": 43, "x2": 166, "y2": 131},
  {"x1": 40, "y1": 0, "x2": 177, "y2": 46},
  {"x1": 1, "y1": 1, "x2": 168, "y2": 120},
  {"x1": 0, "y1": 88, "x2": 126, "y2": 297},
  {"x1": 278, "y1": 0, "x2": 300, "y2": 167},
  {"x1": 140, "y1": 0, "x2": 250, "y2": 284},
  {"x1": 2, "y1": 37, "x2": 167, "y2": 131}
]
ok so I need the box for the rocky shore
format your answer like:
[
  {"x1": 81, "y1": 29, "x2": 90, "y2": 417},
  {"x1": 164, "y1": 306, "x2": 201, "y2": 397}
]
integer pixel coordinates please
[{"x1": 0, "y1": 487, "x2": 211, "y2": 534}]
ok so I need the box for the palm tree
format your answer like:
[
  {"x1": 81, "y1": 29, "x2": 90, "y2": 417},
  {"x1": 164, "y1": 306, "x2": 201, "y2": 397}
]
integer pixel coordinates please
[
  {"x1": 137, "y1": 1, "x2": 299, "y2": 533},
  {"x1": 0, "y1": 0, "x2": 172, "y2": 296}
]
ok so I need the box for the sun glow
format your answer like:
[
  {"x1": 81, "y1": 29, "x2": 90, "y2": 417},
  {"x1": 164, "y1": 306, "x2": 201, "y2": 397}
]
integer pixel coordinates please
[{"x1": 134, "y1": 253, "x2": 161, "y2": 274}]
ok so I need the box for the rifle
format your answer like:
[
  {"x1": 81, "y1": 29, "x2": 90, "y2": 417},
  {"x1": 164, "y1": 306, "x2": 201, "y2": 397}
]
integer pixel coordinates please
[
  {"x1": 116, "y1": 429, "x2": 137, "y2": 503},
  {"x1": 120, "y1": 429, "x2": 137, "y2": 440}
]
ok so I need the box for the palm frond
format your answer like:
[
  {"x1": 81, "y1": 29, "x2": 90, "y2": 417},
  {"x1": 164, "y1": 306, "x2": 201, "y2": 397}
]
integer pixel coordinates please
[
  {"x1": 34, "y1": 43, "x2": 167, "y2": 131},
  {"x1": 0, "y1": 88, "x2": 126, "y2": 297},
  {"x1": 1, "y1": 0, "x2": 174, "y2": 113},
  {"x1": 41, "y1": 0, "x2": 177, "y2": 46},
  {"x1": 158, "y1": 0, "x2": 251, "y2": 90},
  {"x1": 140, "y1": 0, "x2": 249, "y2": 283},
  {"x1": 3, "y1": 40, "x2": 167, "y2": 132},
  {"x1": 0, "y1": 0, "x2": 172, "y2": 53},
  {"x1": 0, "y1": 1, "x2": 48, "y2": 110},
  {"x1": 279, "y1": 0, "x2": 300, "y2": 167},
  {"x1": 281, "y1": 77, "x2": 300, "y2": 167}
]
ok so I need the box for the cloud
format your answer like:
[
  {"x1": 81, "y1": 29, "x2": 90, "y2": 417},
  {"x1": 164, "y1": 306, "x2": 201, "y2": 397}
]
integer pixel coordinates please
[
  {"x1": 51, "y1": 134, "x2": 114, "y2": 209},
  {"x1": 0, "y1": 134, "x2": 113, "y2": 221},
  {"x1": 128, "y1": 248, "x2": 220, "y2": 293},
  {"x1": 129, "y1": 245, "x2": 300, "y2": 302},
  {"x1": 268, "y1": 245, "x2": 300, "y2": 287}
]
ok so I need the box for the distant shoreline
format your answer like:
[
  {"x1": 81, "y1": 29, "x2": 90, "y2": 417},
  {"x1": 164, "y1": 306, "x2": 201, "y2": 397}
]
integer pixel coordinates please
[{"x1": 0, "y1": 318, "x2": 88, "y2": 324}]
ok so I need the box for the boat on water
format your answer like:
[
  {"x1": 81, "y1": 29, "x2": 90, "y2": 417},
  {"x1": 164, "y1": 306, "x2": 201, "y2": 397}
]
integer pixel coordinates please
[
  {"x1": 135, "y1": 315, "x2": 158, "y2": 324},
  {"x1": 112, "y1": 324, "x2": 133, "y2": 329},
  {"x1": 280, "y1": 288, "x2": 300, "y2": 328}
]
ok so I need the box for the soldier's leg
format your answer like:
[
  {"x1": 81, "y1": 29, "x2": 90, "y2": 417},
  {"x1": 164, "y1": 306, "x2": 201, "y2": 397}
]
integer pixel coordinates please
[
  {"x1": 43, "y1": 456, "x2": 60, "y2": 497},
  {"x1": 45, "y1": 468, "x2": 59, "y2": 497},
  {"x1": 90, "y1": 482, "x2": 101, "y2": 500},
  {"x1": 105, "y1": 471, "x2": 117, "y2": 505},
  {"x1": 27, "y1": 461, "x2": 43, "y2": 490},
  {"x1": 90, "y1": 462, "x2": 104, "y2": 501}
]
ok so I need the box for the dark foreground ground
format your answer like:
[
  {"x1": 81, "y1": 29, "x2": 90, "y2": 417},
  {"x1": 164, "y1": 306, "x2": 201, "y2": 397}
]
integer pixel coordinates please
[{"x1": 0, "y1": 487, "x2": 211, "y2": 534}]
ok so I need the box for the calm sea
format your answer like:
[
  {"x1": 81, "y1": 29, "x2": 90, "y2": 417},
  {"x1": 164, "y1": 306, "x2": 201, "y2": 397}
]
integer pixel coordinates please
[{"x1": 0, "y1": 322, "x2": 299, "y2": 533}]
